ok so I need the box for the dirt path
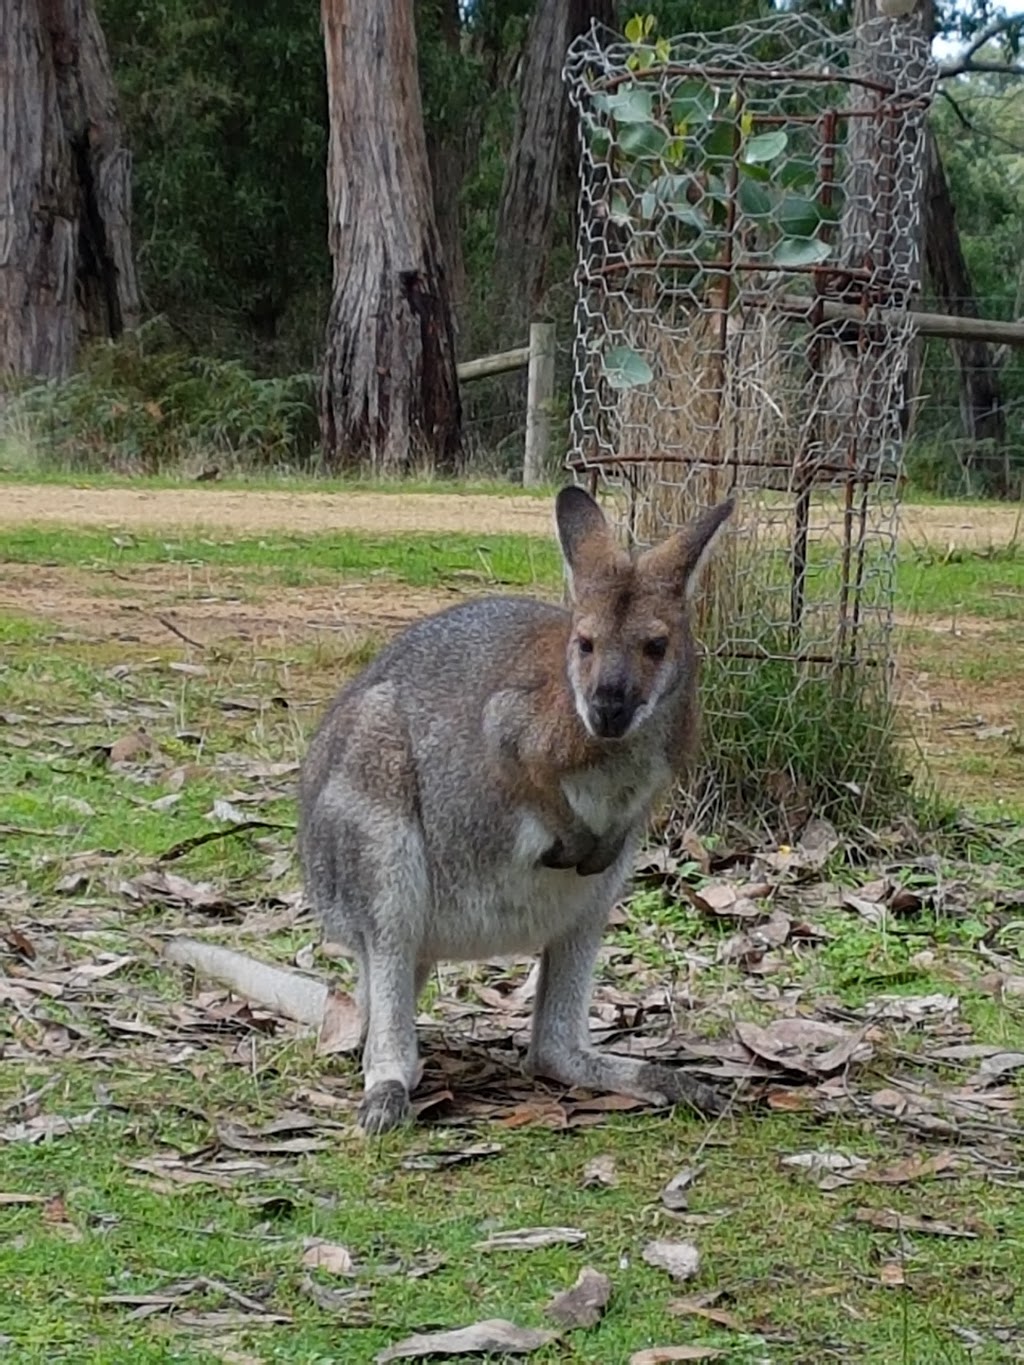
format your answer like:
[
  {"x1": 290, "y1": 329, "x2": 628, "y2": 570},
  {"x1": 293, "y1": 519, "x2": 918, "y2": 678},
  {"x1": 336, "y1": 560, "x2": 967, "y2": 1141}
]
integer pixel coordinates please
[
  {"x1": 0, "y1": 483, "x2": 1020, "y2": 547},
  {"x1": 0, "y1": 485, "x2": 554, "y2": 538}
]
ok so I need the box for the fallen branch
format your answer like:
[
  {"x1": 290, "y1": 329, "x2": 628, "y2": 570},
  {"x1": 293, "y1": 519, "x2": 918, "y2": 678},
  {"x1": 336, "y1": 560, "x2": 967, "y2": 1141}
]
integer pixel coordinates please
[
  {"x1": 156, "y1": 614, "x2": 208, "y2": 650},
  {"x1": 156, "y1": 820, "x2": 292, "y2": 863}
]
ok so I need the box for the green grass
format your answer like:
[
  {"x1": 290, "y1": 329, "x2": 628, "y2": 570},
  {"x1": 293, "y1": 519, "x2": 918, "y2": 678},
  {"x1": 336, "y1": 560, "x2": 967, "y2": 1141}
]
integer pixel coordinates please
[
  {"x1": 0, "y1": 524, "x2": 563, "y2": 592},
  {"x1": 2, "y1": 571, "x2": 1023, "y2": 1362},
  {"x1": 0, "y1": 463, "x2": 554, "y2": 498}
]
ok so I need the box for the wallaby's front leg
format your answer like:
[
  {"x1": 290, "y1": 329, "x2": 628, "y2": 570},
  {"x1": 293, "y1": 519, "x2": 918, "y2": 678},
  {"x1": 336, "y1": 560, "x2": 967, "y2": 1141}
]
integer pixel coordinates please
[{"x1": 526, "y1": 913, "x2": 725, "y2": 1118}]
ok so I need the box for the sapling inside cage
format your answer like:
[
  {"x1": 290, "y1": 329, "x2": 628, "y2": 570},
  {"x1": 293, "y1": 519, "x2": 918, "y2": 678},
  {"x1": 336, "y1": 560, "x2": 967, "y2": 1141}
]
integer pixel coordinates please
[{"x1": 565, "y1": 13, "x2": 936, "y2": 837}]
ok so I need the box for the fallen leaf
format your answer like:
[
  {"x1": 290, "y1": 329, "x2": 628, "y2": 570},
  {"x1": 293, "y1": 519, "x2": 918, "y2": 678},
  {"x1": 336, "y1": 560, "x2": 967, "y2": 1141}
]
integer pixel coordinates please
[
  {"x1": 108, "y1": 730, "x2": 152, "y2": 765},
  {"x1": 299, "y1": 1275, "x2": 372, "y2": 1316},
  {"x1": 667, "y1": 1292, "x2": 743, "y2": 1331},
  {"x1": 969, "y1": 1052, "x2": 1024, "y2": 1087},
  {"x1": 880, "y1": 1261, "x2": 907, "y2": 1287},
  {"x1": 474, "y1": 1226, "x2": 586, "y2": 1252},
  {"x1": 375, "y1": 1319, "x2": 556, "y2": 1361},
  {"x1": 582, "y1": 1154, "x2": 618, "y2": 1188},
  {"x1": 781, "y1": 1150, "x2": 869, "y2": 1177},
  {"x1": 216, "y1": 1121, "x2": 332, "y2": 1156},
  {"x1": 401, "y1": 1143, "x2": 503, "y2": 1171},
  {"x1": 861, "y1": 993, "x2": 958, "y2": 1023},
  {"x1": 661, "y1": 1167, "x2": 703, "y2": 1212},
  {"x1": 0, "y1": 1111, "x2": 97, "y2": 1144},
  {"x1": 642, "y1": 1238, "x2": 701, "y2": 1282},
  {"x1": 544, "y1": 1266, "x2": 612, "y2": 1329},
  {"x1": 853, "y1": 1207, "x2": 978, "y2": 1238},
  {"x1": 316, "y1": 989, "x2": 363, "y2": 1055},
  {"x1": 0, "y1": 1193, "x2": 50, "y2": 1206},
  {"x1": 736, "y1": 1019, "x2": 871, "y2": 1075},
  {"x1": 301, "y1": 1239, "x2": 355, "y2": 1276},
  {"x1": 629, "y1": 1348, "x2": 724, "y2": 1363}
]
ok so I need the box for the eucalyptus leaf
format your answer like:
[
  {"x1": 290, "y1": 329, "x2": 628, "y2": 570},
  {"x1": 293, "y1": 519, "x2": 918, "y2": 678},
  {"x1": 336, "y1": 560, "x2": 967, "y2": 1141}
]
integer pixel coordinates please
[
  {"x1": 776, "y1": 193, "x2": 826, "y2": 239},
  {"x1": 619, "y1": 121, "x2": 669, "y2": 160},
  {"x1": 668, "y1": 79, "x2": 716, "y2": 125},
  {"x1": 704, "y1": 119, "x2": 737, "y2": 161},
  {"x1": 604, "y1": 86, "x2": 654, "y2": 124},
  {"x1": 743, "y1": 130, "x2": 788, "y2": 164},
  {"x1": 738, "y1": 177, "x2": 773, "y2": 219},
  {"x1": 772, "y1": 238, "x2": 832, "y2": 267},
  {"x1": 602, "y1": 347, "x2": 654, "y2": 390}
]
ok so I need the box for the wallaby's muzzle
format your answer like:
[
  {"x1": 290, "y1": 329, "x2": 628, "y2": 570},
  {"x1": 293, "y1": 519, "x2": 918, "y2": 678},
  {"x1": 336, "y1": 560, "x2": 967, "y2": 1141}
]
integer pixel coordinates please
[{"x1": 587, "y1": 679, "x2": 639, "y2": 740}]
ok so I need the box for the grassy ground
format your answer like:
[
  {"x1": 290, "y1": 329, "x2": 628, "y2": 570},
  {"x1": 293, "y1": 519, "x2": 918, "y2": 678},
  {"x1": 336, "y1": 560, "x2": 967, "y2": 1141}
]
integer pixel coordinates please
[{"x1": 2, "y1": 508, "x2": 1023, "y2": 1363}]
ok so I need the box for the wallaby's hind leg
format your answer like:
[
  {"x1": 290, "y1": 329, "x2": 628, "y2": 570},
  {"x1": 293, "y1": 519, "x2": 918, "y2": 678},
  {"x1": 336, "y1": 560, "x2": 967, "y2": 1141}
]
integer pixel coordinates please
[
  {"x1": 357, "y1": 950, "x2": 436, "y2": 1136},
  {"x1": 526, "y1": 913, "x2": 724, "y2": 1118}
]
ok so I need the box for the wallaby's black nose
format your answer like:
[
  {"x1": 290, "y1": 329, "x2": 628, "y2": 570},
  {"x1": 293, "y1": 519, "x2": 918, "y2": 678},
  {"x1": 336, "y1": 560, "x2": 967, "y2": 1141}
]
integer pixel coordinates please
[{"x1": 590, "y1": 686, "x2": 633, "y2": 739}]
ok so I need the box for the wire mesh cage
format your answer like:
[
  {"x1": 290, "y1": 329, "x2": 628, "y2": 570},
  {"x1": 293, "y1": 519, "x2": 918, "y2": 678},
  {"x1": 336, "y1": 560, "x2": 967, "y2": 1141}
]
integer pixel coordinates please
[{"x1": 564, "y1": 14, "x2": 937, "y2": 837}]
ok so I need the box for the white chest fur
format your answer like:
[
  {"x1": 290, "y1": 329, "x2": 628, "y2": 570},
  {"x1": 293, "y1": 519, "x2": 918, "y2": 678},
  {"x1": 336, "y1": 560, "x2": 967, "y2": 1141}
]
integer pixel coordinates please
[{"x1": 561, "y1": 756, "x2": 667, "y2": 836}]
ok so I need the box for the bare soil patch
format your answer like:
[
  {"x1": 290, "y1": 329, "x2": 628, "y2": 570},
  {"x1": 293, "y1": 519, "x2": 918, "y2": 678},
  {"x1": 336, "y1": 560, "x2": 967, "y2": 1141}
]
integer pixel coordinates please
[
  {"x1": 1, "y1": 482, "x2": 1021, "y2": 549},
  {"x1": 0, "y1": 562, "x2": 460, "y2": 648},
  {"x1": 0, "y1": 485, "x2": 554, "y2": 538}
]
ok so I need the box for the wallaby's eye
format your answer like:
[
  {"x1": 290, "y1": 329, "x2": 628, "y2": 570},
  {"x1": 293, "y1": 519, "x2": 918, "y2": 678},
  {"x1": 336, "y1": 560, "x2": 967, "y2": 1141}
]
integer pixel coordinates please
[
  {"x1": 644, "y1": 636, "x2": 669, "y2": 661},
  {"x1": 577, "y1": 635, "x2": 594, "y2": 656}
]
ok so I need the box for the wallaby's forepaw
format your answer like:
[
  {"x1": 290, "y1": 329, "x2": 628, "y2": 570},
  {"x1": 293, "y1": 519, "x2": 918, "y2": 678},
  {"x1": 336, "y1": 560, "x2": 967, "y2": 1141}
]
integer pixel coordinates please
[
  {"x1": 358, "y1": 1080, "x2": 411, "y2": 1136},
  {"x1": 575, "y1": 831, "x2": 627, "y2": 877},
  {"x1": 641, "y1": 1063, "x2": 727, "y2": 1118}
]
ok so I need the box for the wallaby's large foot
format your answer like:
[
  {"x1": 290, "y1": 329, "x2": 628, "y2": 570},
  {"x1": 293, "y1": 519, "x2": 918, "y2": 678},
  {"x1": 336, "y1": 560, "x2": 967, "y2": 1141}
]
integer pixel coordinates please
[
  {"x1": 358, "y1": 1080, "x2": 411, "y2": 1136},
  {"x1": 636, "y1": 1062, "x2": 727, "y2": 1118},
  {"x1": 527, "y1": 1046, "x2": 725, "y2": 1119}
]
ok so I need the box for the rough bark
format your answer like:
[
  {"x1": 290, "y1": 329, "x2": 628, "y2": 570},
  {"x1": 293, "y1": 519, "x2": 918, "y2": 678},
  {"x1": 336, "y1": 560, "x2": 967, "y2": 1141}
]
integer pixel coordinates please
[
  {"x1": 320, "y1": 0, "x2": 461, "y2": 474},
  {"x1": 423, "y1": 0, "x2": 470, "y2": 322},
  {"x1": 0, "y1": 0, "x2": 139, "y2": 381},
  {"x1": 493, "y1": 0, "x2": 613, "y2": 343},
  {"x1": 922, "y1": 127, "x2": 1004, "y2": 447}
]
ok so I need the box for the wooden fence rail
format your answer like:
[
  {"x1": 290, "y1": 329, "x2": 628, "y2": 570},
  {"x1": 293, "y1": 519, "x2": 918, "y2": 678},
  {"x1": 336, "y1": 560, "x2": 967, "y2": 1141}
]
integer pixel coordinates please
[{"x1": 457, "y1": 322, "x2": 555, "y2": 487}]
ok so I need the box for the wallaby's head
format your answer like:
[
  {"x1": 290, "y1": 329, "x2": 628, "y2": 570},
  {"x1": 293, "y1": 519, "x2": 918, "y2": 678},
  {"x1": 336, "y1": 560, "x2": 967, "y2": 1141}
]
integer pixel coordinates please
[{"x1": 555, "y1": 486, "x2": 734, "y2": 742}]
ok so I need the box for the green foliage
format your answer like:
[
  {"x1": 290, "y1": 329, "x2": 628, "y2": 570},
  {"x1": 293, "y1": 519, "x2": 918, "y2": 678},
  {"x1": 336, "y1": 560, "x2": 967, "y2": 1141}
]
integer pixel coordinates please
[
  {"x1": 97, "y1": 0, "x2": 328, "y2": 360},
  {"x1": 8, "y1": 321, "x2": 318, "y2": 474}
]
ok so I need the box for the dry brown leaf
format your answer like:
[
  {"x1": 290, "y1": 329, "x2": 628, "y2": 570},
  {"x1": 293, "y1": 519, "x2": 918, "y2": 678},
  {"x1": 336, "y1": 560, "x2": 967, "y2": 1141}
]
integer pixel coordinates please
[
  {"x1": 853, "y1": 1207, "x2": 979, "y2": 1238},
  {"x1": 474, "y1": 1226, "x2": 585, "y2": 1252},
  {"x1": 879, "y1": 1261, "x2": 908, "y2": 1287},
  {"x1": 316, "y1": 989, "x2": 363, "y2": 1055},
  {"x1": 298, "y1": 1275, "x2": 373, "y2": 1316},
  {"x1": 642, "y1": 1239, "x2": 701, "y2": 1282},
  {"x1": 629, "y1": 1348, "x2": 724, "y2": 1363},
  {"x1": 969, "y1": 1051, "x2": 1024, "y2": 1087},
  {"x1": 301, "y1": 1239, "x2": 355, "y2": 1276},
  {"x1": 667, "y1": 1293, "x2": 743, "y2": 1331},
  {"x1": 544, "y1": 1266, "x2": 612, "y2": 1329},
  {"x1": 0, "y1": 1192, "x2": 50, "y2": 1206},
  {"x1": 216, "y1": 1121, "x2": 332, "y2": 1156},
  {"x1": 661, "y1": 1167, "x2": 703, "y2": 1212},
  {"x1": 0, "y1": 1110, "x2": 97, "y2": 1144},
  {"x1": 108, "y1": 730, "x2": 152, "y2": 765},
  {"x1": 400, "y1": 1143, "x2": 503, "y2": 1172},
  {"x1": 736, "y1": 1018, "x2": 871, "y2": 1075},
  {"x1": 375, "y1": 1319, "x2": 557, "y2": 1361},
  {"x1": 582, "y1": 1154, "x2": 618, "y2": 1188}
]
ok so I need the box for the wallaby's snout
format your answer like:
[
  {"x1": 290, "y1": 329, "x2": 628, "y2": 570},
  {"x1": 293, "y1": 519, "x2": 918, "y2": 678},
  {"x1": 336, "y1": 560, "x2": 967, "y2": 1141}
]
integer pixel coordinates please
[
  {"x1": 555, "y1": 485, "x2": 734, "y2": 744},
  {"x1": 589, "y1": 674, "x2": 635, "y2": 740}
]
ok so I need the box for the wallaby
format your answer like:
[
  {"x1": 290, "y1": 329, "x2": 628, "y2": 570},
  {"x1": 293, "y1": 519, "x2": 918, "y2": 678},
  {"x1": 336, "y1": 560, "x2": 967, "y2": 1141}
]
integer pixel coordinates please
[{"x1": 298, "y1": 487, "x2": 734, "y2": 1135}]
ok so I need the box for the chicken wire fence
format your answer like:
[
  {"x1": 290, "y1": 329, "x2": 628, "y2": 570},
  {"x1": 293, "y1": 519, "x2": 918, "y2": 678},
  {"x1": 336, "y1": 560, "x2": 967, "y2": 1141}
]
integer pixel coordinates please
[{"x1": 564, "y1": 14, "x2": 937, "y2": 837}]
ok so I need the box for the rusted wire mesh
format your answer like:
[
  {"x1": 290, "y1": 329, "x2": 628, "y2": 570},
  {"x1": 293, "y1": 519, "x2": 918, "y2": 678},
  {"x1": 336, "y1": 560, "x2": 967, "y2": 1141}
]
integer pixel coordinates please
[{"x1": 565, "y1": 15, "x2": 937, "y2": 836}]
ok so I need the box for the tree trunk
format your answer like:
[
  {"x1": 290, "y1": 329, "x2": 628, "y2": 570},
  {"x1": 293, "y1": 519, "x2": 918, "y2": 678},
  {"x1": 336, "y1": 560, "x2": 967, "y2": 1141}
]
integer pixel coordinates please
[
  {"x1": 320, "y1": 0, "x2": 461, "y2": 474},
  {"x1": 423, "y1": 0, "x2": 470, "y2": 324},
  {"x1": 0, "y1": 0, "x2": 139, "y2": 381},
  {"x1": 922, "y1": 127, "x2": 1004, "y2": 449},
  {"x1": 493, "y1": 0, "x2": 613, "y2": 344}
]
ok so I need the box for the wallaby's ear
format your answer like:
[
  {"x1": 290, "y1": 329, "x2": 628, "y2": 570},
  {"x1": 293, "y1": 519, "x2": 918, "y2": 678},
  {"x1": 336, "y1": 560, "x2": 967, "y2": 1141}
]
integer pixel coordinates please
[
  {"x1": 641, "y1": 498, "x2": 735, "y2": 596},
  {"x1": 554, "y1": 486, "x2": 619, "y2": 590}
]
